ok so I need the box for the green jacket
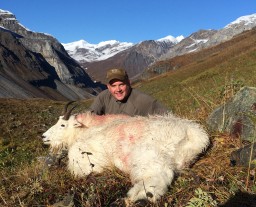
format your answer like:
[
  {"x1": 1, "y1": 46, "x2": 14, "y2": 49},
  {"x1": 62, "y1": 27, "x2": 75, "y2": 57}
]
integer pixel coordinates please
[{"x1": 89, "y1": 88, "x2": 169, "y2": 116}]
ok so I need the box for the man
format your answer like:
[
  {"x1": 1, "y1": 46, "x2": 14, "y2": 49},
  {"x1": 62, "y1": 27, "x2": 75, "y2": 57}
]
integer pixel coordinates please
[{"x1": 89, "y1": 68, "x2": 169, "y2": 116}]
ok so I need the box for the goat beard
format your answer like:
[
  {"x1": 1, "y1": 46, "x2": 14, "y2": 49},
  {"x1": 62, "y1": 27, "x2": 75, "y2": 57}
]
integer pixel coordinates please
[{"x1": 50, "y1": 144, "x2": 68, "y2": 156}]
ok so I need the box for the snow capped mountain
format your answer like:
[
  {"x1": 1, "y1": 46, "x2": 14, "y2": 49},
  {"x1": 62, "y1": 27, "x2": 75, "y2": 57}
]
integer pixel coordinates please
[
  {"x1": 62, "y1": 39, "x2": 134, "y2": 63},
  {"x1": 160, "y1": 13, "x2": 256, "y2": 60},
  {"x1": 62, "y1": 14, "x2": 256, "y2": 65},
  {"x1": 202, "y1": 13, "x2": 256, "y2": 49},
  {"x1": 225, "y1": 13, "x2": 256, "y2": 28},
  {"x1": 62, "y1": 35, "x2": 184, "y2": 63}
]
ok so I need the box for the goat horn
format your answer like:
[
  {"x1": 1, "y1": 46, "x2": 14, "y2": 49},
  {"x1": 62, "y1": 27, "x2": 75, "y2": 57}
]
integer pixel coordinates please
[
  {"x1": 62, "y1": 101, "x2": 75, "y2": 115},
  {"x1": 62, "y1": 101, "x2": 76, "y2": 120}
]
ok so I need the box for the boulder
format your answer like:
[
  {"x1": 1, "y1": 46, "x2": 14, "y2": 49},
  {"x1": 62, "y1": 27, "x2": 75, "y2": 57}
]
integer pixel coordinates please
[{"x1": 207, "y1": 86, "x2": 256, "y2": 142}]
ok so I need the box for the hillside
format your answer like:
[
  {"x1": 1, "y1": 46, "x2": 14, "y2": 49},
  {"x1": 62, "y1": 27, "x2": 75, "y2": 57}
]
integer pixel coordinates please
[
  {"x1": 0, "y1": 28, "x2": 256, "y2": 206},
  {"x1": 139, "y1": 28, "x2": 256, "y2": 118}
]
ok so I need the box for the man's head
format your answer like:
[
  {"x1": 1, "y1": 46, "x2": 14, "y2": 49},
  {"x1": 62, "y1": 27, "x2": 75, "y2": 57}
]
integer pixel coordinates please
[{"x1": 106, "y1": 68, "x2": 131, "y2": 101}]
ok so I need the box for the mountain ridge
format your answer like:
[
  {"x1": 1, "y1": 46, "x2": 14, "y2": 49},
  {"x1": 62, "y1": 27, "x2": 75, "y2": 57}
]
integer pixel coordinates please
[
  {"x1": 0, "y1": 9, "x2": 255, "y2": 99},
  {"x1": 62, "y1": 35, "x2": 184, "y2": 63},
  {"x1": 63, "y1": 13, "x2": 256, "y2": 64},
  {"x1": 63, "y1": 13, "x2": 256, "y2": 83}
]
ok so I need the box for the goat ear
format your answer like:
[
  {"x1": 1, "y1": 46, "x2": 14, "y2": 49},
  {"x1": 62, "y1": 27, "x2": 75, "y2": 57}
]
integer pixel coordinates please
[
  {"x1": 73, "y1": 122, "x2": 82, "y2": 128},
  {"x1": 73, "y1": 121, "x2": 88, "y2": 128},
  {"x1": 74, "y1": 113, "x2": 89, "y2": 128}
]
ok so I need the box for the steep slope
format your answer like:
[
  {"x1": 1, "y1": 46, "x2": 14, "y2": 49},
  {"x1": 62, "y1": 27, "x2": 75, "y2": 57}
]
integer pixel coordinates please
[
  {"x1": 0, "y1": 9, "x2": 104, "y2": 100},
  {"x1": 0, "y1": 28, "x2": 79, "y2": 100},
  {"x1": 145, "y1": 28, "x2": 256, "y2": 78},
  {"x1": 137, "y1": 28, "x2": 256, "y2": 116}
]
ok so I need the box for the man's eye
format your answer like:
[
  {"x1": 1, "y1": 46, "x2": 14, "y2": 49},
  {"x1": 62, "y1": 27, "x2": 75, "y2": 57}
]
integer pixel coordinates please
[{"x1": 61, "y1": 124, "x2": 65, "y2": 127}]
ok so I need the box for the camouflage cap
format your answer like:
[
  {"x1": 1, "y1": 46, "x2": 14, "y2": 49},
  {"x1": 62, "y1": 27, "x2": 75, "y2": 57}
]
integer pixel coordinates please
[{"x1": 106, "y1": 68, "x2": 128, "y2": 83}]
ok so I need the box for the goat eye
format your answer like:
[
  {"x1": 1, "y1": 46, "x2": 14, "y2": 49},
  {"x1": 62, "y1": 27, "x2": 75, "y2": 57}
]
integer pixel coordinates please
[{"x1": 61, "y1": 124, "x2": 65, "y2": 127}]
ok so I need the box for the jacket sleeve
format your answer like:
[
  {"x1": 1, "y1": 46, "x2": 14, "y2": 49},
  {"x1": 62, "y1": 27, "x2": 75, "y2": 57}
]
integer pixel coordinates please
[
  {"x1": 133, "y1": 90, "x2": 169, "y2": 116},
  {"x1": 89, "y1": 93, "x2": 105, "y2": 115},
  {"x1": 151, "y1": 99, "x2": 169, "y2": 115}
]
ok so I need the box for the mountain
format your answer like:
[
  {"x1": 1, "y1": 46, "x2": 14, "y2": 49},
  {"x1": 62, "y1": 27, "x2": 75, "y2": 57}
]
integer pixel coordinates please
[
  {"x1": 63, "y1": 13, "x2": 256, "y2": 83},
  {"x1": 78, "y1": 37, "x2": 182, "y2": 83},
  {"x1": 0, "y1": 9, "x2": 104, "y2": 100},
  {"x1": 139, "y1": 27, "x2": 256, "y2": 117},
  {"x1": 160, "y1": 13, "x2": 256, "y2": 60},
  {"x1": 145, "y1": 14, "x2": 256, "y2": 77},
  {"x1": 145, "y1": 27, "x2": 256, "y2": 80},
  {"x1": 158, "y1": 29, "x2": 218, "y2": 61},
  {"x1": 204, "y1": 13, "x2": 256, "y2": 48},
  {"x1": 0, "y1": 9, "x2": 255, "y2": 100}
]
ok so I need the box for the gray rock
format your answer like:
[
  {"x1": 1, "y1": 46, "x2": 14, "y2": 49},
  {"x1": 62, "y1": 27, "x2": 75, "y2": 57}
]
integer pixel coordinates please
[
  {"x1": 37, "y1": 149, "x2": 68, "y2": 167},
  {"x1": 207, "y1": 86, "x2": 256, "y2": 141}
]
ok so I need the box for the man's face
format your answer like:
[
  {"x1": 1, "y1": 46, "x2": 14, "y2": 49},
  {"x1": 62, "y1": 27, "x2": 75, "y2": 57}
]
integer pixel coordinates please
[{"x1": 107, "y1": 79, "x2": 130, "y2": 101}]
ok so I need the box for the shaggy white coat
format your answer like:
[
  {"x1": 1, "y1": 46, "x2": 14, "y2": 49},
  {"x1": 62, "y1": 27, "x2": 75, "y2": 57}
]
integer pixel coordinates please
[{"x1": 42, "y1": 112, "x2": 209, "y2": 205}]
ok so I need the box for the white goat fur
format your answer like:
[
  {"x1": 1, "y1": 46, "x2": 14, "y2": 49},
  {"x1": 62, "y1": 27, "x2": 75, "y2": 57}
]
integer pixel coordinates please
[{"x1": 42, "y1": 112, "x2": 209, "y2": 204}]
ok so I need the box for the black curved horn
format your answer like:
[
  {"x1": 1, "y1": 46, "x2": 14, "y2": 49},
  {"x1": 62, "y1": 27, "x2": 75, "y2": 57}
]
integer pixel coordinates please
[
  {"x1": 62, "y1": 101, "x2": 75, "y2": 115},
  {"x1": 62, "y1": 101, "x2": 76, "y2": 120}
]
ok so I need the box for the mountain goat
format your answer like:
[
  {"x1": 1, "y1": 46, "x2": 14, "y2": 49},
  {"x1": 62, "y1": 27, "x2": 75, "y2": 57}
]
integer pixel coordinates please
[{"x1": 42, "y1": 102, "x2": 209, "y2": 205}]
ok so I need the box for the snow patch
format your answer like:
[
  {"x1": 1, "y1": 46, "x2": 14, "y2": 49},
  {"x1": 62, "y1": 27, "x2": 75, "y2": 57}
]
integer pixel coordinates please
[
  {"x1": 157, "y1": 35, "x2": 184, "y2": 43},
  {"x1": 225, "y1": 13, "x2": 256, "y2": 28}
]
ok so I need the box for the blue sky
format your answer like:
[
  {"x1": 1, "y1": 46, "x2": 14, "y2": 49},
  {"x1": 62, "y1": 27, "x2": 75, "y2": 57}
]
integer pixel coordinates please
[{"x1": 1, "y1": 0, "x2": 256, "y2": 44}]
